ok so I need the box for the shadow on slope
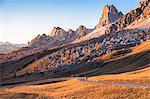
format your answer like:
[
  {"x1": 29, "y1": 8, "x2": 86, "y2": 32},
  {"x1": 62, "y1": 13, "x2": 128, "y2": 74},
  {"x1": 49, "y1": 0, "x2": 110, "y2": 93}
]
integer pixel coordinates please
[{"x1": 1, "y1": 48, "x2": 149, "y2": 86}]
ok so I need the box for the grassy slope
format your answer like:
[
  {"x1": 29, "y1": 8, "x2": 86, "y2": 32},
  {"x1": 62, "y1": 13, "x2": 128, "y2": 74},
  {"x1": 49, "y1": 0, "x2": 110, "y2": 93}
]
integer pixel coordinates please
[
  {"x1": 57, "y1": 40, "x2": 150, "y2": 77},
  {"x1": 76, "y1": 40, "x2": 150, "y2": 76},
  {"x1": 0, "y1": 47, "x2": 61, "y2": 80},
  {"x1": 0, "y1": 72, "x2": 150, "y2": 99},
  {"x1": 89, "y1": 66, "x2": 150, "y2": 84},
  {"x1": 0, "y1": 40, "x2": 150, "y2": 99},
  {"x1": 88, "y1": 40, "x2": 150, "y2": 83},
  {"x1": 1, "y1": 40, "x2": 150, "y2": 85}
]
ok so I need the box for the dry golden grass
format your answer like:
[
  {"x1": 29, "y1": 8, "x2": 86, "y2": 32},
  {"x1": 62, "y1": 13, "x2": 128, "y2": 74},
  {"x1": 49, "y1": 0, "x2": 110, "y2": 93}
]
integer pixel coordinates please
[
  {"x1": 89, "y1": 66, "x2": 150, "y2": 84},
  {"x1": 1, "y1": 67, "x2": 150, "y2": 99},
  {"x1": 100, "y1": 50, "x2": 117, "y2": 60},
  {"x1": 1, "y1": 67, "x2": 150, "y2": 98},
  {"x1": 131, "y1": 40, "x2": 150, "y2": 54},
  {"x1": 89, "y1": 40, "x2": 150, "y2": 84},
  {"x1": 86, "y1": 40, "x2": 150, "y2": 84},
  {"x1": 0, "y1": 79, "x2": 150, "y2": 99}
]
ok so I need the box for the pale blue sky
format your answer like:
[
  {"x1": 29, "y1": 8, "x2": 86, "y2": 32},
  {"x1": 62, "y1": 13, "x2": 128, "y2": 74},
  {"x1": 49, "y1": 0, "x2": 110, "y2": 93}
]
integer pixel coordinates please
[{"x1": 0, "y1": 0, "x2": 141, "y2": 44}]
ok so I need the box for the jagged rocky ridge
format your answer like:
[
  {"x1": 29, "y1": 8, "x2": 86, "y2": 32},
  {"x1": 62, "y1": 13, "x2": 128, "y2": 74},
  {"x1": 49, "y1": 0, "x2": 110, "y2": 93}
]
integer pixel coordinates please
[
  {"x1": 73, "y1": 0, "x2": 150, "y2": 44},
  {"x1": 29, "y1": 25, "x2": 94, "y2": 47},
  {"x1": 29, "y1": 4, "x2": 123, "y2": 47},
  {"x1": 104, "y1": 0, "x2": 150, "y2": 34}
]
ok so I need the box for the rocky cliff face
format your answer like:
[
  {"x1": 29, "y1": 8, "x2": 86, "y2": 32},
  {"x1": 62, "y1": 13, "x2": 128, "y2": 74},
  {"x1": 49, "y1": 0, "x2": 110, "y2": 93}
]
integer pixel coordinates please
[
  {"x1": 29, "y1": 34, "x2": 54, "y2": 47},
  {"x1": 104, "y1": 0, "x2": 150, "y2": 34},
  {"x1": 76, "y1": 25, "x2": 93, "y2": 38},
  {"x1": 29, "y1": 26, "x2": 93, "y2": 47},
  {"x1": 142, "y1": 2, "x2": 150, "y2": 17},
  {"x1": 49, "y1": 27, "x2": 68, "y2": 41},
  {"x1": 73, "y1": 0, "x2": 150, "y2": 44},
  {"x1": 48, "y1": 26, "x2": 93, "y2": 41},
  {"x1": 96, "y1": 5, "x2": 123, "y2": 29}
]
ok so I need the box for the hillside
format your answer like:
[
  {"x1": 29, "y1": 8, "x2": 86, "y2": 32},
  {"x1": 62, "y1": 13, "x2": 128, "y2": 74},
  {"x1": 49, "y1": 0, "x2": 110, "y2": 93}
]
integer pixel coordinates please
[
  {"x1": 1, "y1": 42, "x2": 150, "y2": 98},
  {"x1": 1, "y1": 40, "x2": 149, "y2": 85},
  {"x1": 0, "y1": 65, "x2": 150, "y2": 99},
  {"x1": 89, "y1": 66, "x2": 150, "y2": 84},
  {"x1": 54, "y1": 40, "x2": 150, "y2": 77}
]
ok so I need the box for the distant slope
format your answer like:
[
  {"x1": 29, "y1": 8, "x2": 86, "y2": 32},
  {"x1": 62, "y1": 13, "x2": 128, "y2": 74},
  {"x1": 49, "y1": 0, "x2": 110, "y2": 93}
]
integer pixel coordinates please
[
  {"x1": 0, "y1": 42, "x2": 26, "y2": 53},
  {"x1": 0, "y1": 47, "x2": 62, "y2": 80}
]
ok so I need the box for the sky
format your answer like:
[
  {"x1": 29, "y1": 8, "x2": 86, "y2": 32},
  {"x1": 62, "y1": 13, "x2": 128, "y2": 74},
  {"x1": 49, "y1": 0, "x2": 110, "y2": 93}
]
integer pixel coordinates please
[{"x1": 0, "y1": 0, "x2": 141, "y2": 44}]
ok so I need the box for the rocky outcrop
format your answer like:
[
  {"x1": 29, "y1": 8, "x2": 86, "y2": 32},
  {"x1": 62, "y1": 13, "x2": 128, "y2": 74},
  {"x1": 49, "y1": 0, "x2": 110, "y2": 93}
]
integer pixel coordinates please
[
  {"x1": 29, "y1": 34, "x2": 54, "y2": 47},
  {"x1": 76, "y1": 25, "x2": 93, "y2": 38},
  {"x1": 49, "y1": 26, "x2": 93, "y2": 40},
  {"x1": 136, "y1": 0, "x2": 150, "y2": 9},
  {"x1": 104, "y1": 0, "x2": 150, "y2": 34},
  {"x1": 29, "y1": 25, "x2": 94, "y2": 47},
  {"x1": 67, "y1": 29, "x2": 76, "y2": 39},
  {"x1": 96, "y1": 5, "x2": 123, "y2": 29},
  {"x1": 49, "y1": 27, "x2": 68, "y2": 41},
  {"x1": 142, "y1": 2, "x2": 150, "y2": 17},
  {"x1": 127, "y1": 2, "x2": 150, "y2": 30}
]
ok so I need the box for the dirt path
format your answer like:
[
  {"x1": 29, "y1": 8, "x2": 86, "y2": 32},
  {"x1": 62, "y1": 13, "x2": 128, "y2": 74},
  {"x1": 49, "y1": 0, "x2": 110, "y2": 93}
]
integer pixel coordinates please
[
  {"x1": 82, "y1": 80, "x2": 150, "y2": 88},
  {"x1": 1, "y1": 77, "x2": 86, "y2": 88}
]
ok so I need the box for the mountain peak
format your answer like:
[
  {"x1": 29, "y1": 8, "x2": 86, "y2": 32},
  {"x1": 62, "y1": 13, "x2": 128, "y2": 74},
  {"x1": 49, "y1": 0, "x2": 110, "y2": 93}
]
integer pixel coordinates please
[
  {"x1": 78, "y1": 25, "x2": 86, "y2": 28},
  {"x1": 49, "y1": 27, "x2": 66, "y2": 37},
  {"x1": 76, "y1": 25, "x2": 87, "y2": 32},
  {"x1": 53, "y1": 27, "x2": 62, "y2": 30},
  {"x1": 96, "y1": 5, "x2": 123, "y2": 29},
  {"x1": 68, "y1": 29, "x2": 75, "y2": 34},
  {"x1": 136, "y1": 0, "x2": 149, "y2": 9}
]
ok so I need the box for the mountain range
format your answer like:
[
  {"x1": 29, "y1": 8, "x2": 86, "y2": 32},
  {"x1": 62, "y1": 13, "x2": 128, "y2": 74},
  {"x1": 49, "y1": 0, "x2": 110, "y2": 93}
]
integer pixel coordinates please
[
  {"x1": 2, "y1": 0, "x2": 149, "y2": 53},
  {"x1": 0, "y1": 1, "x2": 150, "y2": 97},
  {"x1": 29, "y1": 4, "x2": 123, "y2": 47},
  {"x1": 29, "y1": 0, "x2": 150, "y2": 48}
]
